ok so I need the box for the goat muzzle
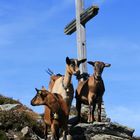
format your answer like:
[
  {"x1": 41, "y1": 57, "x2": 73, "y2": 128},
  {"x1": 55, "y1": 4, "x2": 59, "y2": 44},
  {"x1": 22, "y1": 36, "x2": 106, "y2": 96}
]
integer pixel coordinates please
[
  {"x1": 74, "y1": 70, "x2": 80, "y2": 76},
  {"x1": 30, "y1": 99, "x2": 36, "y2": 106},
  {"x1": 94, "y1": 74, "x2": 102, "y2": 81}
]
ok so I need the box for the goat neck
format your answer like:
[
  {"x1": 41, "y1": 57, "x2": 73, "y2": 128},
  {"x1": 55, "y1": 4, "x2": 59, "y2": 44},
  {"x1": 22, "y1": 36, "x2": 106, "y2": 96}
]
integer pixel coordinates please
[
  {"x1": 93, "y1": 73, "x2": 102, "y2": 81},
  {"x1": 62, "y1": 67, "x2": 72, "y2": 91}
]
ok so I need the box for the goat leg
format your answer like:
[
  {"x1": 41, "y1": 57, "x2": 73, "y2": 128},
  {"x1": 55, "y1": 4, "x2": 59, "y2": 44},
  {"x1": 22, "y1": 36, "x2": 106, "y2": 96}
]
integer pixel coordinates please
[
  {"x1": 51, "y1": 122, "x2": 59, "y2": 140},
  {"x1": 97, "y1": 99, "x2": 102, "y2": 122},
  {"x1": 76, "y1": 98, "x2": 81, "y2": 123},
  {"x1": 62, "y1": 130, "x2": 67, "y2": 140},
  {"x1": 88, "y1": 104, "x2": 93, "y2": 123},
  {"x1": 88, "y1": 101, "x2": 96, "y2": 123},
  {"x1": 62, "y1": 119, "x2": 69, "y2": 140},
  {"x1": 44, "y1": 124, "x2": 48, "y2": 140},
  {"x1": 91, "y1": 102, "x2": 96, "y2": 122}
]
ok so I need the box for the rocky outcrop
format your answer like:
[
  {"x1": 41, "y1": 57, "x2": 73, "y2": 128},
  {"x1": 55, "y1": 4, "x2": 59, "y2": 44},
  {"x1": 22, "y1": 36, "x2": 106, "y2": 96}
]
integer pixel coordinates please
[
  {"x1": 0, "y1": 94, "x2": 44, "y2": 140},
  {"x1": 0, "y1": 104, "x2": 20, "y2": 111},
  {"x1": 70, "y1": 122, "x2": 135, "y2": 140},
  {"x1": 0, "y1": 94, "x2": 138, "y2": 140},
  {"x1": 69, "y1": 103, "x2": 135, "y2": 140}
]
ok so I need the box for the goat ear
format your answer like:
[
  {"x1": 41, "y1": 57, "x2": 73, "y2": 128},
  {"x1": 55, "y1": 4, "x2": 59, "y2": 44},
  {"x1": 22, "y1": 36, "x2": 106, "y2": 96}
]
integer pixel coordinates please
[
  {"x1": 41, "y1": 86, "x2": 46, "y2": 90},
  {"x1": 105, "y1": 63, "x2": 111, "y2": 67},
  {"x1": 35, "y1": 88, "x2": 38, "y2": 92},
  {"x1": 88, "y1": 61, "x2": 95, "y2": 66},
  {"x1": 79, "y1": 58, "x2": 87, "y2": 64},
  {"x1": 66, "y1": 56, "x2": 71, "y2": 65}
]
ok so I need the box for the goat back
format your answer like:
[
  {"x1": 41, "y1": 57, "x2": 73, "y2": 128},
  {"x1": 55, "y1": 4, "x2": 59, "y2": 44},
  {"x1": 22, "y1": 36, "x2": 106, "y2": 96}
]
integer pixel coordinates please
[{"x1": 48, "y1": 75, "x2": 62, "y2": 92}]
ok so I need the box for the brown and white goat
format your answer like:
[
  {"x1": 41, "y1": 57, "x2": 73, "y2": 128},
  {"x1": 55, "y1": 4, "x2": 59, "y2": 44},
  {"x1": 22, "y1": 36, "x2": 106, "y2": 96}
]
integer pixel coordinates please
[
  {"x1": 31, "y1": 87, "x2": 69, "y2": 140},
  {"x1": 76, "y1": 61, "x2": 111, "y2": 123},
  {"x1": 51, "y1": 56, "x2": 86, "y2": 112}
]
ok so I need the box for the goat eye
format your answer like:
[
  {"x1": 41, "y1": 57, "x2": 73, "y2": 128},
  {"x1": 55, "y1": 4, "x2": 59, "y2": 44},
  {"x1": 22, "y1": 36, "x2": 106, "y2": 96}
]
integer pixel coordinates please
[
  {"x1": 38, "y1": 91, "x2": 42, "y2": 95},
  {"x1": 71, "y1": 64, "x2": 75, "y2": 67}
]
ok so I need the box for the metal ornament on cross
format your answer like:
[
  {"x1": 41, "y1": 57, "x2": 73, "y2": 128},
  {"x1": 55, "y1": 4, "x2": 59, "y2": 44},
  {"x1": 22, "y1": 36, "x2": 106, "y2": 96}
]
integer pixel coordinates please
[{"x1": 64, "y1": 0, "x2": 99, "y2": 76}]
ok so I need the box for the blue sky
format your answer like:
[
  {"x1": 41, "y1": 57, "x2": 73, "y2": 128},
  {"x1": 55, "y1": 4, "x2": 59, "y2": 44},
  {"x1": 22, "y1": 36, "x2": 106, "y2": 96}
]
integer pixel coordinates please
[{"x1": 0, "y1": 0, "x2": 140, "y2": 136}]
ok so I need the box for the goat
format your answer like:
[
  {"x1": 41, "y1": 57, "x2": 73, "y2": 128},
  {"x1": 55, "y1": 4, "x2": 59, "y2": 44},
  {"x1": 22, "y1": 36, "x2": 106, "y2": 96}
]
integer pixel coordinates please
[
  {"x1": 43, "y1": 73, "x2": 62, "y2": 134},
  {"x1": 51, "y1": 56, "x2": 86, "y2": 112},
  {"x1": 43, "y1": 72, "x2": 62, "y2": 135},
  {"x1": 31, "y1": 87, "x2": 69, "y2": 140},
  {"x1": 75, "y1": 61, "x2": 111, "y2": 123}
]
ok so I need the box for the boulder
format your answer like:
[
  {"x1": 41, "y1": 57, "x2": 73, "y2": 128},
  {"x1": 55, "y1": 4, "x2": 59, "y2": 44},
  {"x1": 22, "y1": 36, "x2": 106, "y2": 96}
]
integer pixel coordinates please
[
  {"x1": 70, "y1": 122, "x2": 135, "y2": 140},
  {"x1": 0, "y1": 104, "x2": 20, "y2": 111}
]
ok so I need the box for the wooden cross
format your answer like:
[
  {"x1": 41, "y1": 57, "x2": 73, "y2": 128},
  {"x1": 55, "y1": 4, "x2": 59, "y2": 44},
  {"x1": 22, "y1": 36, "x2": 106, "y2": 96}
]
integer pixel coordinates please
[{"x1": 64, "y1": 0, "x2": 99, "y2": 75}]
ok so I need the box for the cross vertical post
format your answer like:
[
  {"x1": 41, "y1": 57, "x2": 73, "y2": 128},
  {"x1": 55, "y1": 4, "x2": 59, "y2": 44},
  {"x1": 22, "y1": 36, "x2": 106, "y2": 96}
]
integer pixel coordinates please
[{"x1": 75, "y1": 0, "x2": 87, "y2": 74}]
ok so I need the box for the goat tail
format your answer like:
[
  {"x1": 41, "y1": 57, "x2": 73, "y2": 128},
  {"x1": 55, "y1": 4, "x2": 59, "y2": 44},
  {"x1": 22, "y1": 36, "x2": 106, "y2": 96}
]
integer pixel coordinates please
[{"x1": 45, "y1": 68, "x2": 55, "y2": 76}]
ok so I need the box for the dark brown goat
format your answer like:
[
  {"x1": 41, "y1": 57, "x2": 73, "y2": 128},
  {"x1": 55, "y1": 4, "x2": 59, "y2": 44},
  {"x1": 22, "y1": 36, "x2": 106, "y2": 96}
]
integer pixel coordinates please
[
  {"x1": 31, "y1": 87, "x2": 69, "y2": 140},
  {"x1": 76, "y1": 61, "x2": 111, "y2": 123}
]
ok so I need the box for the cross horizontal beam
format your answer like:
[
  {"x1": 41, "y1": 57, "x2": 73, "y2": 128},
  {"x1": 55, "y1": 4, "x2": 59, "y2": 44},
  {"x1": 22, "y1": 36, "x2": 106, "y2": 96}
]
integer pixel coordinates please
[{"x1": 64, "y1": 5, "x2": 99, "y2": 35}]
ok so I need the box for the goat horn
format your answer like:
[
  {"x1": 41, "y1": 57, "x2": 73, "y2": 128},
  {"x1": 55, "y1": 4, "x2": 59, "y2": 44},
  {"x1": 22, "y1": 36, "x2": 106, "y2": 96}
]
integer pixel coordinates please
[
  {"x1": 45, "y1": 68, "x2": 54, "y2": 76},
  {"x1": 45, "y1": 70, "x2": 52, "y2": 76},
  {"x1": 48, "y1": 68, "x2": 54, "y2": 75}
]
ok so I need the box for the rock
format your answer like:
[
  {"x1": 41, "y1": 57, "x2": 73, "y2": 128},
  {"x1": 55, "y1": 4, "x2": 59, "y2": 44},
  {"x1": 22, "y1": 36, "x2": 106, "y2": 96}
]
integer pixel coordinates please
[
  {"x1": 67, "y1": 134, "x2": 73, "y2": 140},
  {"x1": 0, "y1": 95, "x2": 137, "y2": 140},
  {"x1": 70, "y1": 122, "x2": 135, "y2": 140},
  {"x1": 21, "y1": 126, "x2": 29, "y2": 136},
  {"x1": 30, "y1": 133, "x2": 44, "y2": 140},
  {"x1": 0, "y1": 104, "x2": 20, "y2": 111},
  {"x1": 13, "y1": 134, "x2": 18, "y2": 139},
  {"x1": 0, "y1": 95, "x2": 45, "y2": 140},
  {"x1": 91, "y1": 134, "x2": 130, "y2": 140}
]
